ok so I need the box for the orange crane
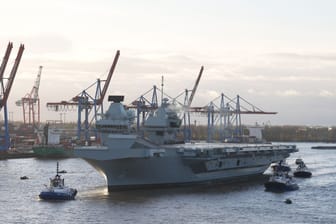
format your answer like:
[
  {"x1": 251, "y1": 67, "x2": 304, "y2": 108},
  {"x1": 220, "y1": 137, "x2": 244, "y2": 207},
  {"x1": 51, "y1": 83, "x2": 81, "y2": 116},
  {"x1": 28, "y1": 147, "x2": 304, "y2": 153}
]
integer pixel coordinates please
[{"x1": 16, "y1": 66, "x2": 42, "y2": 126}]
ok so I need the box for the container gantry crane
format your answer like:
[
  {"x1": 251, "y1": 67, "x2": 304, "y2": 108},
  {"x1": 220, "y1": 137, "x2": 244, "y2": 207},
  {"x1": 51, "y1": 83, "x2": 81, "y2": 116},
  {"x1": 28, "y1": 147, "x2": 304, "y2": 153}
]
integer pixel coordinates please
[
  {"x1": 125, "y1": 66, "x2": 204, "y2": 142},
  {"x1": 46, "y1": 50, "x2": 120, "y2": 142},
  {"x1": 0, "y1": 42, "x2": 24, "y2": 150},
  {"x1": 191, "y1": 94, "x2": 277, "y2": 142},
  {"x1": 16, "y1": 66, "x2": 42, "y2": 126}
]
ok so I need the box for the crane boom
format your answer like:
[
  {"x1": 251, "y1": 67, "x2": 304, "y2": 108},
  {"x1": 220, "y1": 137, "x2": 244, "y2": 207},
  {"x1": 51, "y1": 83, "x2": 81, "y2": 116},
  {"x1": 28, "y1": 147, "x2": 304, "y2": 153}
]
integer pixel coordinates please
[
  {"x1": 97, "y1": 50, "x2": 120, "y2": 105},
  {"x1": 188, "y1": 66, "x2": 203, "y2": 107},
  {"x1": 47, "y1": 50, "x2": 120, "y2": 110},
  {"x1": 31, "y1": 65, "x2": 42, "y2": 99},
  {"x1": 0, "y1": 42, "x2": 13, "y2": 82},
  {"x1": 188, "y1": 106, "x2": 277, "y2": 114},
  {"x1": 1, "y1": 44, "x2": 24, "y2": 109}
]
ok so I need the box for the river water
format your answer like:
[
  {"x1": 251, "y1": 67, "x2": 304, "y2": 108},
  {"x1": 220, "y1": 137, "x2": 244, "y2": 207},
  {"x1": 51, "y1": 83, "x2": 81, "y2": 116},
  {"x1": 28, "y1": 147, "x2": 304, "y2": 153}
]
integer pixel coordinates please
[{"x1": 1, "y1": 142, "x2": 335, "y2": 224}]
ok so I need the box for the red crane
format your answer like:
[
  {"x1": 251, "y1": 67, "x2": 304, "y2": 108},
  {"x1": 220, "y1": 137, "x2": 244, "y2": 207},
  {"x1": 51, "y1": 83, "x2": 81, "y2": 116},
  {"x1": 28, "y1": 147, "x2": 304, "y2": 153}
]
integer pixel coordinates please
[
  {"x1": 16, "y1": 66, "x2": 42, "y2": 126},
  {"x1": 0, "y1": 42, "x2": 24, "y2": 109},
  {"x1": 0, "y1": 42, "x2": 24, "y2": 150}
]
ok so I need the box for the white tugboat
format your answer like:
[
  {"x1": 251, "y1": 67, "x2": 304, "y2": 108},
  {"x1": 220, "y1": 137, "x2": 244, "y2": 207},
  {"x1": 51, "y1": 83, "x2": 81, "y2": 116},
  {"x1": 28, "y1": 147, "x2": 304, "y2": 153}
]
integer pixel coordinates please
[
  {"x1": 75, "y1": 95, "x2": 298, "y2": 191},
  {"x1": 264, "y1": 161, "x2": 299, "y2": 192},
  {"x1": 39, "y1": 162, "x2": 77, "y2": 200},
  {"x1": 270, "y1": 160, "x2": 291, "y2": 173}
]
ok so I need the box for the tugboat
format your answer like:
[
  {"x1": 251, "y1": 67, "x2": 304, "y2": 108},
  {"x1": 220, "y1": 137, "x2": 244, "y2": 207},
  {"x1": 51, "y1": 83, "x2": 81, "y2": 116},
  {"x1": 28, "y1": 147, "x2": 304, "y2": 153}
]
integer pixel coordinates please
[
  {"x1": 264, "y1": 161, "x2": 299, "y2": 192},
  {"x1": 39, "y1": 162, "x2": 77, "y2": 200},
  {"x1": 270, "y1": 160, "x2": 291, "y2": 173},
  {"x1": 293, "y1": 158, "x2": 312, "y2": 178}
]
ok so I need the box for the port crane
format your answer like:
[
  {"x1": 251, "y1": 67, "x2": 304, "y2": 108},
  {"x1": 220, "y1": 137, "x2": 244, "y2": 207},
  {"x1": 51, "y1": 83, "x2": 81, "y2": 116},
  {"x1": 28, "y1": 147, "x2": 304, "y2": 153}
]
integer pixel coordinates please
[
  {"x1": 125, "y1": 66, "x2": 204, "y2": 142},
  {"x1": 126, "y1": 72, "x2": 276, "y2": 143},
  {"x1": 194, "y1": 93, "x2": 277, "y2": 142},
  {"x1": 46, "y1": 50, "x2": 120, "y2": 142},
  {"x1": 127, "y1": 67, "x2": 203, "y2": 119},
  {"x1": 15, "y1": 66, "x2": 42, "y2": 126},
  {"x1": 0, "y1": 42, "x2": 24, "y2": 150},
  {"x1": 182, "y1": 66, "x2": 204, "y2": 142}
]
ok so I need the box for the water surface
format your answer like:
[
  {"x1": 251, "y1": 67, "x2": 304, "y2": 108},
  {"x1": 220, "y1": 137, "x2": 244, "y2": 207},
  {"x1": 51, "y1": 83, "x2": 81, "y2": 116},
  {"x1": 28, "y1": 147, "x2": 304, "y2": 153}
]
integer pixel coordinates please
[{"x1": 1, "y1": 142, "x2": 335, "y2": 223}]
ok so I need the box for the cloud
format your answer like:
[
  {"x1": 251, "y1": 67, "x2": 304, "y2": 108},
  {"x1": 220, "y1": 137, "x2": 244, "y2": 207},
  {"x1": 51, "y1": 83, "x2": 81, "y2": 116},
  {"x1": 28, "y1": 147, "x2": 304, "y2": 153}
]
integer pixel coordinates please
[
  {"x1": 23, "y1": 33, "x2": 73, "y2": 54},
  {"x1": 247, "y1": 88, "x2": 267, "y2": 96},
  {"x1": 319, "y1": 90, "x2": 334, "y2": 97},
  {"x1": 206, "y1": 90, "x2": 221, "y2": 100},
  {"x1": 268, "y1": 52, "x2": 336, "y2": 62},
  {"x1": 6, "y1": 44, "x2": 336, "y2": 125},
  {"x1": 276, "y1": 90, "x2": 301, "y2": 96}
]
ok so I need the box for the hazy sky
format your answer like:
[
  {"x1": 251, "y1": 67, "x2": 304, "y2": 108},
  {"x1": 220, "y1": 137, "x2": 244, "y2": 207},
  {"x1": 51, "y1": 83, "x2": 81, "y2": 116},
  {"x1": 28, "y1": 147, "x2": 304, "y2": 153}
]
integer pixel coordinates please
[{"x1": 1, "y1": 0, "x2": 336, "y2": 126}]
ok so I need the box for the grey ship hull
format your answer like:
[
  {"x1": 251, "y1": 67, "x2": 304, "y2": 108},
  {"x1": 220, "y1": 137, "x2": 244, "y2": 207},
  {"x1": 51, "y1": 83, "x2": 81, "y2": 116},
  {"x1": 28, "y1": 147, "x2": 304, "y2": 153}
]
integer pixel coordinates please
[
  {"x1": 84, "y1": 157, "x2": 268, "y2": 191},
  {"x1": 75, "y1": 139, "x2": 297, "y2": 191}
]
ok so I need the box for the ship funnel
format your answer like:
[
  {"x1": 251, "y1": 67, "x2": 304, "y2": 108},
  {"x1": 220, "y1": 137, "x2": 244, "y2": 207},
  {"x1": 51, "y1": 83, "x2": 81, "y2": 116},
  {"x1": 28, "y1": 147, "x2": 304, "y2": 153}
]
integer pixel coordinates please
[{"x1": 108, "y1": 95, "x2": 124, "y2": 103}]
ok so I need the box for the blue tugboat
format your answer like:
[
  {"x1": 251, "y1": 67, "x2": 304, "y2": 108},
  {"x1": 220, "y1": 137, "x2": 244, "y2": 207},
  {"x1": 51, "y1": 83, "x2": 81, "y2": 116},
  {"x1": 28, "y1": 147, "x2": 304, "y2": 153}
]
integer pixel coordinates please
[{"x1": 39, "y1": 162, "x2": 77, "y2": 200}]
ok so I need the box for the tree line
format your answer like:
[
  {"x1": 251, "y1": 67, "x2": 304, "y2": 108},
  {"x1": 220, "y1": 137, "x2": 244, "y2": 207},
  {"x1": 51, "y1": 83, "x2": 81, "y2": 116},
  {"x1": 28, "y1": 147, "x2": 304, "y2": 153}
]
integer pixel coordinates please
[
  {"x1": 262, "y1": 125, "x2": 336, "y2": 142},
  {"x1": 188, "y1": 125, "x2": 336, "y2": 142}
]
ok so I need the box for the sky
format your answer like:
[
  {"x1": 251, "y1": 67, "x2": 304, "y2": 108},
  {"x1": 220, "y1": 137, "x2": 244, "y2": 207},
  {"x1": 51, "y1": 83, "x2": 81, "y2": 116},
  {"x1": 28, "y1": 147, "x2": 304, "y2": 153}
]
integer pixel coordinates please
[{"x1": 1, "y1": 0, "x2": 336, "y2": 126}]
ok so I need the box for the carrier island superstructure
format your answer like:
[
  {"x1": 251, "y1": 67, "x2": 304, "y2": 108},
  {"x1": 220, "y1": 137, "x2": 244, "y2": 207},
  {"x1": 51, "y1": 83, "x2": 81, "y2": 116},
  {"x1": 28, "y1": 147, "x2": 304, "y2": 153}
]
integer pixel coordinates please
[{"x1": 75, "y1": 96, "x2": 297, "y2": 191}]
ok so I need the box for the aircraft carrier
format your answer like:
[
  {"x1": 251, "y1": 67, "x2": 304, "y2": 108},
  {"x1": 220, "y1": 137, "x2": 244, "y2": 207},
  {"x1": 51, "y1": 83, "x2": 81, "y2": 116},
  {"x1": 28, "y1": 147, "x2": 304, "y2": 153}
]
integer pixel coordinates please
[{"x1": 75, "y1": 96, "x2": 297, "y2": 191}]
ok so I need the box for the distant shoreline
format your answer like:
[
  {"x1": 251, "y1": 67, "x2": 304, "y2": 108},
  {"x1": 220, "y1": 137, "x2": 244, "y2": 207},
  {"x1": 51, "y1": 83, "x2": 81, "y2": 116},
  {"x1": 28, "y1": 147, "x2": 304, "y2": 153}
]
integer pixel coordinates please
[
  {"x1": 0, "y1": 151, "x2": 35, "y2": 160},
  {"x1": 262, "y1": 126, "x2": 336, "y2": 143}
]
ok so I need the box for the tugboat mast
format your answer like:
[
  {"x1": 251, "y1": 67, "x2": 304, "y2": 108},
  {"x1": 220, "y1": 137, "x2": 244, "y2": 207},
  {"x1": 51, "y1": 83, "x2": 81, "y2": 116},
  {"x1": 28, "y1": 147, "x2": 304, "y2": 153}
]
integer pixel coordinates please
[{"x1": 161, "y1": 76, "x2": 164, "y2": 105}]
